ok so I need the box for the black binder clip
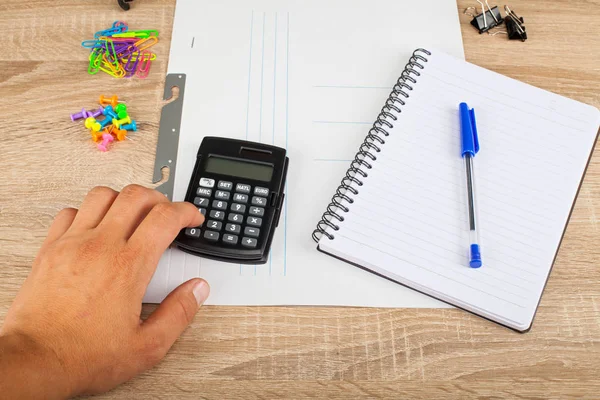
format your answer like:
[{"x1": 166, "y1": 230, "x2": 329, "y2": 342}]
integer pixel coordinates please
[
  {"x1": 117, "y1": 0, "x2": 135, "y2": 11},
  {"x1": 504, "y1": 6, "x2": 527, "y2": 41},
  {"x1": 469, "y1": 0, "x2": 503, "y2": 34}
]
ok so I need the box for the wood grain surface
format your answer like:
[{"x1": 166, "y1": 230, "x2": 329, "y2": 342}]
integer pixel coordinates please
[{"x1": 1, "y1": 0, "x2": 599, "y2": 398}]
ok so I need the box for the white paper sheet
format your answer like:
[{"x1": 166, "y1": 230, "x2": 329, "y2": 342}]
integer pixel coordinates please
[{"x1": 144, "y1": 0, "x2": 465, "y2": 306}]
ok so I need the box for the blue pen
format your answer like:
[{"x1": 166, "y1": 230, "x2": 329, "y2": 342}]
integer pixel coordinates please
[{"x1": 459, "y1": 102, "x2": 482, "y2": 268}]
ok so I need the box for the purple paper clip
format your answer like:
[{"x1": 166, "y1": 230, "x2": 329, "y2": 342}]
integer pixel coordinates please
[{"x1": 124, "y1": 52, "x2": 140, "y2": 73}]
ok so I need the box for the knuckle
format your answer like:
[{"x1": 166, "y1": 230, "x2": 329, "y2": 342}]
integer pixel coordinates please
[
  {"x1": 56, "y1": 207, "x2": 77, "y2": 220},
  {"x1": 120, "y1": 184, "x2": 149, "y2": 200},
  {"x1": 152, "y1": 202, "x2": 178, "y2": 221},
  {"x1": 174, "y1": 294, "x2": 197, "y2": 324},
  {"x1": 89, "y1": 185, "x2": 117, "y2": 199}
]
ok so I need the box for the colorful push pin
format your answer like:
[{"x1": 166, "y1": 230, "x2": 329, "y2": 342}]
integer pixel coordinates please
[
  {"x1": 97, "y1": 133, "x2": 114, "y2": 152},
  {"x1": 102, "y1": 105, "x2": 118, "y2": 120},
  {"x1": 70, "y1": 108, "x2": 89, "y2": 122},
  {"x1": 99, "y1": 95, "x2": 123, "y2": 108},
  {"x1": 91, "y1": 130, "x2": 104, "y2": 142},
  {"x1": 84, "y1": 117, "x2": 101, "y2": 132},
  {"x1": 98, "y1": 117, "x2": 112, "y2": 130},
  {"x1": 115, "y1": 103, "x2": 128, "y2": 119},
  {"x1": 121, "y1": 120, "x2": 137, "y2": 131},
  {"x1": 112, "y1": 116, "x2": 131, "y2": 129},
  {"x1": 89, "y1": 106, "x2": 105, "y2": 119},
  {"x1": 112, "y1": 128, "x2": 128, "y2": 141}
]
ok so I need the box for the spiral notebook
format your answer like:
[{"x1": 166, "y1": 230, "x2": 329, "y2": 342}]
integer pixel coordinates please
[{"x1": 314, "y1": 48, "x2": 600, "y2": 332}]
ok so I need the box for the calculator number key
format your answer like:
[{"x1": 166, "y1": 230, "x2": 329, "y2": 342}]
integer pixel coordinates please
[
  {"x1": 244, "y1": 227, "x2": 260, "y2": 238},
  {"x1": 254, "y1": 187, "x2": 269, "y2": 196},
  {"x1": 215, "y1": 190, "x2": 231, "y2": 200},
  {"x1": 209, "y1": 210, "x2": 225, "y2": 220},
  {"x1": 206, "y1": 220, "x2": 223, "y2": 231},
  {"x1": 225, "y1": 223, "x2": 241, "y2": 234},
  {"x1": 199, "y1": 178, "x2": 215, "y2": 188},
  {"x1": 251, "y1": 196, "x2": 267, "y2": 207},
  {"x1": 249, "y1": 207, "x2": 264, "y2": 217},
  {"x1": 198, "y1": 208, "x2": 207, "y2": 216},
  {"x1": 212, "y1": 200, "x2": 228, "y2": 210},
  {"x1": 247, "y1": 217, "x2": 262, "y2": 227},
  {"x1": 228, "y1": 213, "x2": 243, "y2": 223},
  {"x1": 185, "y1": 227, "x2": 201, "y2": 238},
  {"x1": 222, "y1": 234, "x2": 238, "y2": 245},
  {"x1": 236, "y1": 183, "x2": 251, "y2": 194},
  {"x1": 242, "y1": 237, "x2": 258, "y2": 248},
  {"x1": 194, "y1": 197, "x2": 209, "y2": 207},
  {"x1": 231, "y1": 203, "x2": 247, "y2": 213},
  {"x1": 218, "y1": 181, "x2": 233, "y2": 190},
  {"x1": 203, "y1": 231, "x2": 219, "y2": 242}
]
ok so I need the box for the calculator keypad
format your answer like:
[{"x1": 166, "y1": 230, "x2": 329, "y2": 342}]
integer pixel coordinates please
[{"x1": 185, "y1": 177, "x2": 271, "y2": 249}]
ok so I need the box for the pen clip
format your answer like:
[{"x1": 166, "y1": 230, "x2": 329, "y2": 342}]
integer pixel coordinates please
[{"x1": 459, "y1": 102, "x2": 480, "y2": 156}]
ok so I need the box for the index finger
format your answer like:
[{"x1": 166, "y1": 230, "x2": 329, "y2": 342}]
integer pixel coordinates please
[{"x1": 127, "y1": 201, "x2": 204, "y2": 281}]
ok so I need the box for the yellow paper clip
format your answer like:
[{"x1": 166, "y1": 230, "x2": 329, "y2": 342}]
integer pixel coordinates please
[
  {"x1": 121, "y1": 52, "x2": 156, "y2": 63},
  {"x1": 88, "y1": 49, "x2": 102, "y2": 75},
  {"x1": 99, "y1": 55, "x2": 125, "y2": 78}
]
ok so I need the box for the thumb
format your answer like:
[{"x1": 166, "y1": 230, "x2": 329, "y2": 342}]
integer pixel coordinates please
[{"x1": 140, "y1": 278, "x2": 209, "y2": 361}]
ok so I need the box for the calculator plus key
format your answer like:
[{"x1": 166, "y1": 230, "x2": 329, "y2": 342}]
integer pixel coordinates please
[
  {"x1": 235, "y1": 183, "x2": 251, "y2": 194},
  {"x1": 212, "y1": 200, "x2": 228, "y2": 210},
  {"x1": 225, "y1": 223, "x2": 241, "y2": 234},
  {"x1": 209, "y1": 210, "x2": 225, "y2": 220},
  {"x1": 249, "y1": 207, "x2": 264, "y2": 217},
  {"x1": 222, "y1": 234, "x2": 238, "y2": 245},
  {"x1": 242, "y1": 237, "x2": 258, "y2": 248},
  {"x1": 244, "y1": 227, "x2": 260, "y2": 238},
  {"x1": 196, "y1": 188, "x2": 212, "y2": 197},
  {"x1": 194, "y1": 197, "x2": 209, "y2": 207},
  {"x1": 215, "y1": 190, "x2": 231, "y2": 200},
  {"x1": 231, "y1": 203, "x2": 247, "y2": 214},
  {"x1": 247, "y1": 216, "x2": 262, "y2": 227},
  {"x1": 199, "y1": 178, "x2": 215, "y2": 188},
  {"x1": 206, "y1": 220, "x2": 223, "y2": 231},
  {"x1": 185, "y1": 227, "x2": 201, "y2": 238},
  {"x1": 218, "y1": 181, "x2": 233, "y2": 190},
  {"x1": 251, "y1": 196, "x2": 267, "y2": 207}
]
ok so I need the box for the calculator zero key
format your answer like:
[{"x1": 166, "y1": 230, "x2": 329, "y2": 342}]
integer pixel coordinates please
[{"x1": 175, "y1": 137, "x2": 289, "y2": 264}]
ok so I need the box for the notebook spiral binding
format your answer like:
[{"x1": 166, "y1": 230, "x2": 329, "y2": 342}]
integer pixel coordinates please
[{"x1": 312, "y1": 48, "x2": 431, "y2": 243}]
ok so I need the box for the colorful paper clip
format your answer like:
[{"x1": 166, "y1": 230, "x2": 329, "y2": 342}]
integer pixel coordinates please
[{"x1": 135, "y1": 51, "x2": 152, "y2": 79}]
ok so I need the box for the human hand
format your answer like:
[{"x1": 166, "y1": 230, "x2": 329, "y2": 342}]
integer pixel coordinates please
[{"x1": 0, "y1": 185, "x2": 209, "y2": 398}]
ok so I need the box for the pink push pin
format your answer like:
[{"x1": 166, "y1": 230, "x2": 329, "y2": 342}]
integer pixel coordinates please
[{"x1": 97, "y1": 133, "x2": 114, "y2": 152}]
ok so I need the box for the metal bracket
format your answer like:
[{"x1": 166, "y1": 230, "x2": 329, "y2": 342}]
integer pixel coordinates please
[{"x1": 153, "y1": 73, "x2": 186, "y2": 200}]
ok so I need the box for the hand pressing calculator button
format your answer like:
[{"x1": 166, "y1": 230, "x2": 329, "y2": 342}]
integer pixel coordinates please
[{"x1": 174, "y1": 137, "x2": 288, "y2": 264}]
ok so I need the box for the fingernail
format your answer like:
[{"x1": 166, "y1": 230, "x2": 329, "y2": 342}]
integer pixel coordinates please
[{"x1": 192, "y1": 280, "x2": 210, "y2": 306}]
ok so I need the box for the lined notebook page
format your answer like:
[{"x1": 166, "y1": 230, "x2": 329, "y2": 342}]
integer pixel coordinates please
[{"x1": 319, "y1": 50, "x2": 600, "y2": 331}]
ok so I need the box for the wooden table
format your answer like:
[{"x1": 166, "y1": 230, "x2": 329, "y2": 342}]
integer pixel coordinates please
[{"x1": 1, "y1": 0, "x2": 599, "y2": 398}]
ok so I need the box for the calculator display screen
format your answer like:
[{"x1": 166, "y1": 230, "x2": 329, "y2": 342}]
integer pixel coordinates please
[{"x1": 205, "y1": 156, "x2": 273, "y2": 181}]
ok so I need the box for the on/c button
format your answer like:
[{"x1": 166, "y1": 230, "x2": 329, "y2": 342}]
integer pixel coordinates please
[{"x1": 199, "y1": 178, "x2": 215, "y2": 188}]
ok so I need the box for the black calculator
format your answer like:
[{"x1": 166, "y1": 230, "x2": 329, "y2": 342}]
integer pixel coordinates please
[{"x1": 174, "y1": 137, "x2": 289, "y2": 264}]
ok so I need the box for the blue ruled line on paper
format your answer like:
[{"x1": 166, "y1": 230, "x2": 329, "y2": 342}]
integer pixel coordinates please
[
  {"x1": 283, "y1": 12, "x2": 289, "y2": 277},
  {"x1": 258, "y1": 13, "x2": 266, "y2": 144},
  {"x1": 269, "y1": 12, "x2": 278, "y2": 277},
  {"x1": 313, "y1": 85, "x2": 390, "y2": 89},
  {"x1": 313, "y1": 121, "x2": 371, "y2": 125}
]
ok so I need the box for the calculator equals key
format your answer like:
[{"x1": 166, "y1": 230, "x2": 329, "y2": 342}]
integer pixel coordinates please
[{"x1": 175, "y1": 137, "x2": 289, "y2": 264}]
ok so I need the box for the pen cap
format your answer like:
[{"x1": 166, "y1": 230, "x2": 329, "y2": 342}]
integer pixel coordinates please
[{"x1": 459, "y1": 102, "x2": 480, "y2": 157}]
